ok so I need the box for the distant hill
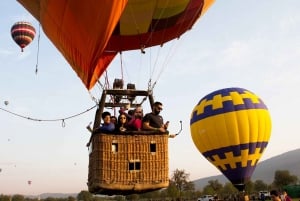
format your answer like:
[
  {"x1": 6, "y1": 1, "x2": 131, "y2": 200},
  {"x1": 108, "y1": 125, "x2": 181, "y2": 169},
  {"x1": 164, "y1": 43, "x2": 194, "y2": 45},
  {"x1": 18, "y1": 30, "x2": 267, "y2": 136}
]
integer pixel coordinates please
[
  {"x1": 193, "y1": 148, "x2": 300, "y2": 190},
  {"x1": 26, "y1": 193, "x2": 77, "y2": 199}
]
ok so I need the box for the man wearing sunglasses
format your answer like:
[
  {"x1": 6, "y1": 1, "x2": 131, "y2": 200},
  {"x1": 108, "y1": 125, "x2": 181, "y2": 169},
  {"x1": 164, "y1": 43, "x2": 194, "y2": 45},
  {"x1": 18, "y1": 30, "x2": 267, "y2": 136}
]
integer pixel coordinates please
[{"x1": 142, "y1": 101, "x2": 169, "y2": 133}]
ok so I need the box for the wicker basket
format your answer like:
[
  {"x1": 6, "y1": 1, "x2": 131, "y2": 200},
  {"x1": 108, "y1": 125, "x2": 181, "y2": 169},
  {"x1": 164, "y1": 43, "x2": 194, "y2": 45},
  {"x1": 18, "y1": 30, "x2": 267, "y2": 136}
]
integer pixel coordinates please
[{"x1": 87, "y1": 132, "x2": 169, "y2": 195}]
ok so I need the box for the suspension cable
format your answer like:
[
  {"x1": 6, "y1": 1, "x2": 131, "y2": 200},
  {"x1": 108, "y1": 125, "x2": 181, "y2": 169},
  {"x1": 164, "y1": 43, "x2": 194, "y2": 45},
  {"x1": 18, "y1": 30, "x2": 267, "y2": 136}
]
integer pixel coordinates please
[
  {"x1": 0, "y1": 105, "x2": 97, "y2": 127},
  {"x1": 35, "y1": 23, "x2": 41, "y2": 74}
]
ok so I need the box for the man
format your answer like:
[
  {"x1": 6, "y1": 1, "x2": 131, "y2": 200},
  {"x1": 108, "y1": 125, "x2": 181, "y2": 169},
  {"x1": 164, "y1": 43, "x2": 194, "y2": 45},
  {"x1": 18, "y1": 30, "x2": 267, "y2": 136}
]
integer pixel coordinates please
[
  {"x1": 270, "y1": 190, "x2": 281, "y2": 201},
  {"x1": 86, "y1": 111, "x2": 115, "y2": 147},
  {"x1": 127, "y1": 106, "x2": 143, "y2": 131},
  {"x1": 142, "y1": 101, "x2": 168, "y2": 133},
  {"x1": 96, "y1": 111, "x2": 115, "y2": 132}
]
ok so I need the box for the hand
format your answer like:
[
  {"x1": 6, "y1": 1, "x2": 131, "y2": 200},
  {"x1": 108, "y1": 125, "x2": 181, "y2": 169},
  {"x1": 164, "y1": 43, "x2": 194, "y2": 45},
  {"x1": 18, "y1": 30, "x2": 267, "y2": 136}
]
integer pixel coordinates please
[
  {"x1": 158, "y1": 127, "x2": 166, "y2": 133},
  {"x1": 164, "y1": 121, "x2": 169, "y2": 129},
  {"x1": 169, "y1": 134, "x2": 176, "y2": 138}
]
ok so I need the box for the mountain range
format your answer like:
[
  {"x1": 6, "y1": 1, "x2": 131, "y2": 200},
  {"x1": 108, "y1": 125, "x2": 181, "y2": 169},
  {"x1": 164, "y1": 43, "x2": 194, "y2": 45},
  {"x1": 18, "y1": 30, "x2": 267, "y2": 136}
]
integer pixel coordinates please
[{"x1": 193, "y1": 148, "x2": 300, "y2": 190}]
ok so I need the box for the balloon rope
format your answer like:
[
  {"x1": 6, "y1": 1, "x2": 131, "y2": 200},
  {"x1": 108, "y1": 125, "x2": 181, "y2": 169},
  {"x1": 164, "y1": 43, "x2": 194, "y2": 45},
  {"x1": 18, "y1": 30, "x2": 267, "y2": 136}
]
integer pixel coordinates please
[
  {"x1": 0, "y1": 105, "x2": 97, "y2": 126},
  {"x1": 120, "y1": 52, "x2": 124, "y2": 81},
  {"x1": 35, "y1": 23, "x2": 41, "y2": 74}
]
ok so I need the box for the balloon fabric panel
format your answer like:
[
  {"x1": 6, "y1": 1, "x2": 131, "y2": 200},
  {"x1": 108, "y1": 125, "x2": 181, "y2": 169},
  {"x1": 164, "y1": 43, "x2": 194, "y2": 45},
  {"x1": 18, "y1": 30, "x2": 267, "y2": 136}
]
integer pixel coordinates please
[
  {"x1": 17, "y1": 0, "x2": 128, "y2": 90},
  {"x1": 17, "y1": 0, "x2": 215, "y2": 90},
  {"x1": 105, "y1": 0, "x2": 215, "y2": 51}
]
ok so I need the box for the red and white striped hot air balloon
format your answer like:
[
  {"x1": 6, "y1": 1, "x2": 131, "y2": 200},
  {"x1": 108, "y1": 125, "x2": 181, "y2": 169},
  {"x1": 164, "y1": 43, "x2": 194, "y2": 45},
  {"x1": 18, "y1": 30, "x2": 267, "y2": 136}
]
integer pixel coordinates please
[{"x1": 11, "y1": 21, "x2": 36, "y2": 52}]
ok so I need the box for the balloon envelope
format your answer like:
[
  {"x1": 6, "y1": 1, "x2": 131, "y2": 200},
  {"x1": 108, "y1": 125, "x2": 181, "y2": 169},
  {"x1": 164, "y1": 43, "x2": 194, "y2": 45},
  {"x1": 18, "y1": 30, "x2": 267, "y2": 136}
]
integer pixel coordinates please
[
  {"x1": 190, "y1": 87, "x2": 272, "y2": 191},
  {"x1": 11, "y1": 21, "x2": 36, "y2": 52},
  {"x1": 17, "y1": 0, "x2": 214, "y2": 90}
]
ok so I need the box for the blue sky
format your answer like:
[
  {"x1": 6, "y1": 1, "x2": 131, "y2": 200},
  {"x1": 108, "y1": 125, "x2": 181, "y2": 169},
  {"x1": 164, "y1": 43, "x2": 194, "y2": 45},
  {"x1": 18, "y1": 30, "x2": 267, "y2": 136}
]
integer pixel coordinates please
[{"x1": 1, "y1": 0, "x2": 300, "y2": 195}]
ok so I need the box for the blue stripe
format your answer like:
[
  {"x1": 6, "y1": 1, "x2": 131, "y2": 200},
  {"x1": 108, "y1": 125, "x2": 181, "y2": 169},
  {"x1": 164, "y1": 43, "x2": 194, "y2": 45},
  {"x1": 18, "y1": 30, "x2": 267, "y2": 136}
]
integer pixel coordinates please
[
  {"x1": 202, "y1": 142, "x2": 268, "y2": 160},
  {"x1": 190, "y1": 88, "x2": 268, "y2": 124},
  {"x1": 222, "y1": 161, "x2": 256, "y2": 186}
]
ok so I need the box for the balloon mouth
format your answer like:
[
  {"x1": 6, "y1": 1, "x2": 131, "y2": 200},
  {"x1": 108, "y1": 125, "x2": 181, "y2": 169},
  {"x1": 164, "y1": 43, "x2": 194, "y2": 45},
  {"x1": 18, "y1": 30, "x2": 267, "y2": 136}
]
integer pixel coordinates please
[{"x1": 234, "y1": 183, "x2": 245, "y2": 192}]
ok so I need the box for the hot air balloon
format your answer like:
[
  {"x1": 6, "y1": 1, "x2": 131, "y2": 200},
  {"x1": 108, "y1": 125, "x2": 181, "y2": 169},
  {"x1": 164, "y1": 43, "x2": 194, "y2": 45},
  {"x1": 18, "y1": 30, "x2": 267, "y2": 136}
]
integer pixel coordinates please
[
  {"x1": 17, "y1": 0, "x2": 215, "y2": 195},
  {"x1": 27, "y1": 180, "x2": 32, "y2": 185},
  {"x1": 11, "y1": 21, "x2": 36, "y2": 52},
  {"x1": 17, "y1": 0, "x2": 214, "y2": 90},
  {"x1": 190, "y1": 88, "x2": 272, "y2": 192}
]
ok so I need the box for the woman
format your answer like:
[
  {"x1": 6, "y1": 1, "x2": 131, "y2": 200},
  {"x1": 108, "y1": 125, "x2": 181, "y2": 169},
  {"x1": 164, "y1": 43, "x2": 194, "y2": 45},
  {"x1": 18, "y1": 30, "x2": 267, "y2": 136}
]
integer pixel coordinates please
[{"x1": 116, "y1": 114, "x2": 128, "y2": 132}]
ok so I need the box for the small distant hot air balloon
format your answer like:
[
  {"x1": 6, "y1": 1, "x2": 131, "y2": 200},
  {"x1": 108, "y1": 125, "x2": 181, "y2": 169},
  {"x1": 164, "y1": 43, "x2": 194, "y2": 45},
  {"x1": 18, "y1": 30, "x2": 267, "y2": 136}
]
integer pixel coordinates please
[
  {"x1": 27, "y1": 180, "x2": 32, "y2": 185},
  {"x1": 11, "y1": 21, "x2": 36, "y2": 52},
  {"x1": 190, "y1": 87, "x2": 272, "y2": 191}
]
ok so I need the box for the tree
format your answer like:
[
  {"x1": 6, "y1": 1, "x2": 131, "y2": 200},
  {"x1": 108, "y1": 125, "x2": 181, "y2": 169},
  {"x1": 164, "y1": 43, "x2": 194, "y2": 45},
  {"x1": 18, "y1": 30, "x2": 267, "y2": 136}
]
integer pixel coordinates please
[
  {"x1": 183, "y1": 181, "x2": 196, "y2": 200},
  {"x1": 114, "y1": 195, "x2": 125, "y2": 201},
  {"x1": 220, "y1": 182, "x2": 238, "y2": 199},
  {"x1": 273, "y1": 170, "x2": 298, "y2": 189},
  {"x1": 203, "y1": 180, "x2": 223, "y2": 195},
  {"x1": 167, "y1": 180, "x2": 180, "y2": 199},
  {"x1": 245, "y1": 180, "x2": 254, "y2": 194},
  {"x1": 77, "y1": 191, "x2": 93, "y2": 201},
  {"x1": 66, "y1": 196, "x2": 75, "y2": 201},
  {"x1": 170, "y1": 169, "x2": 191, "y2": 200},
  {"x1": 12, "y1": 195, "x2": 25, "y2": 201},
  {"x1": 0, "y1": 195, "x2": 11, "y2": 201},
  {"x1": 254, "y1": 180, "x2": 269, "y2": 192},
  {"x1": 125, "y1": 194, "x2": 139, "y2": 201},
  {"x1": 44, "y1": 197, "x2": 56, "y2": 201}
]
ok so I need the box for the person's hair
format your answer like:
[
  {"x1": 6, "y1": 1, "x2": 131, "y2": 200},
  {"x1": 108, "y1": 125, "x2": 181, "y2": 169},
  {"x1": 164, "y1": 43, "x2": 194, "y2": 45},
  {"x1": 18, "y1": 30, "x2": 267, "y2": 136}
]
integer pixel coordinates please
[
  {"x1": 153, "y1": 101, "x2": 162, "y2": 107},
  {"x1": 102, "y1": 111, "x2": 111, "y2": 119},
  {"x1": 118, "y1": 114, "x2": 127, "y2": 120},
  {"x1": 270, "y1": 190, "x2": 279, "y2": 197}
]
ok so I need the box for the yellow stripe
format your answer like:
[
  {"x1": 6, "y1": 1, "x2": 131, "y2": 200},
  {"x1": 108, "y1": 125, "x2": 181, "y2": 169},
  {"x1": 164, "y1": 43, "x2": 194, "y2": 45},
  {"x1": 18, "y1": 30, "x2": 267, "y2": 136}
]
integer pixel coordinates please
[
  {"x1": 190, "y1": 109, "x2": 272, "y2": 152},
  {"x1": 120, "y1": 0, "x2": 156, "y2": 35},
  {"x1": 153, "y1": 0, "x2": 189, "y2": 19}
]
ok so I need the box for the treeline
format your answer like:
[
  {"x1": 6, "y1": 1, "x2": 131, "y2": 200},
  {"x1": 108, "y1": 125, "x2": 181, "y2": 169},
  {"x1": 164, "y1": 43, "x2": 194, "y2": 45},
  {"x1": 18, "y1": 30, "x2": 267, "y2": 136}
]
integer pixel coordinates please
[{"x1": 1, "y1": 169, "x2": 298, "y2": 201}]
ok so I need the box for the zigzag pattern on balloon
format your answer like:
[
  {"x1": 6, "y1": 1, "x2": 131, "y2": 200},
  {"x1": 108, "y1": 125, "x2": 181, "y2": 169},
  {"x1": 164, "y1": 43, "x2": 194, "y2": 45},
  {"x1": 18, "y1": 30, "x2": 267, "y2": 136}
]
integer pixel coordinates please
[
  {"x1": 190, "y1": 89, "x2": 268, "y2": 124},
  {"x1": 202, "y1": 142, "x2": 268, "y2": 170}
]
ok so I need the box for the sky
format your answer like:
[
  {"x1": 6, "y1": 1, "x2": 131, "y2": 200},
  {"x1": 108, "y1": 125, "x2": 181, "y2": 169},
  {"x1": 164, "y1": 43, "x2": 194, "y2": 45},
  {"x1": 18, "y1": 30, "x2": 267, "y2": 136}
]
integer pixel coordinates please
[{"x1": 1, "y1": 0, "x2": 300, "y2": 196}]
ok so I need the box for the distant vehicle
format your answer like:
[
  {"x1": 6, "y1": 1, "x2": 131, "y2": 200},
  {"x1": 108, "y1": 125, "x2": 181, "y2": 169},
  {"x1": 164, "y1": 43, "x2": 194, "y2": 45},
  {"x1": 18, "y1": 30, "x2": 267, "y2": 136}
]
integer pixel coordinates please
[
  {"x1": 259, "y1": 191, "x2": 271, "y2": 200},
  {"x1": 197, "y1": 195, "x2": 215, "y2": 201}
]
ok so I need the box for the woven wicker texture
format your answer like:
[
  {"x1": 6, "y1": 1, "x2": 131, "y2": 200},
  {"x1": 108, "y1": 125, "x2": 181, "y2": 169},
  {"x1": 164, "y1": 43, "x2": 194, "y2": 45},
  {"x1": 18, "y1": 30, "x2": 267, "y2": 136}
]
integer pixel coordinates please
[{"x1": 88, "y1": 133, "x2": 169, "y2": 194}]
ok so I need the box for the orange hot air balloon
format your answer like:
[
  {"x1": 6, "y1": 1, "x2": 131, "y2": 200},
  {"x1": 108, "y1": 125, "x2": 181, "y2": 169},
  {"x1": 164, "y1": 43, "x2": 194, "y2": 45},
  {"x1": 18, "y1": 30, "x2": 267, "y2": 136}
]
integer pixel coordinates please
[
  {"x1": 11, "y1": 21, "x2": 36, "y2": 52},
  {"x1": 17, "y1": 0, "x2": 215, "y2": 196},
  {"x1": 17, "y1": 0, "x2": 215, "y2": 90}
]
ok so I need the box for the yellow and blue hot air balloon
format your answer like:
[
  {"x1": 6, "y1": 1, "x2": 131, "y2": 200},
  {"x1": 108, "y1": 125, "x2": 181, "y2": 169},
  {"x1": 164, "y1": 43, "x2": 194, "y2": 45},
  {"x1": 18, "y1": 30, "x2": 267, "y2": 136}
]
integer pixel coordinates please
[{"x1": 190, "y1": 87, "x2": 272, "y2": 191}]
